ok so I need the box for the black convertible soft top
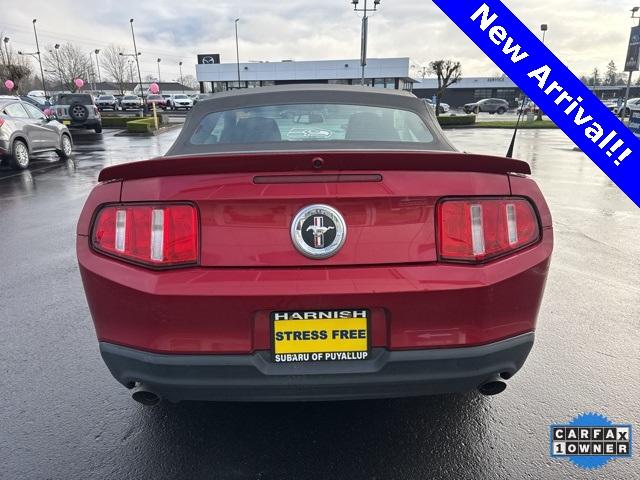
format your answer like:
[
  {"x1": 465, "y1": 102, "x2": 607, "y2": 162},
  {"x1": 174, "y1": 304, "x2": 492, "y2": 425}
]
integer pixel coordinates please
[{"x1": 165, "y1": 84, "x2": 457, "y2": 156}]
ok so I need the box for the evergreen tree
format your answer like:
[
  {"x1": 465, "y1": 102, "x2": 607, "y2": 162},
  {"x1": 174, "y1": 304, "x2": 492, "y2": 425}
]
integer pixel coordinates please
[{"x1": 604, "y1": 61, "x2": 618, "y2": 86}]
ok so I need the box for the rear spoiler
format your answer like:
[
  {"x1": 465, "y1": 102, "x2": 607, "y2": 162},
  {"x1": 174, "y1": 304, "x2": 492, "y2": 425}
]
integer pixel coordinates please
[{"x1": 98, "y1": 150, "x2": 531, "y2": 182}]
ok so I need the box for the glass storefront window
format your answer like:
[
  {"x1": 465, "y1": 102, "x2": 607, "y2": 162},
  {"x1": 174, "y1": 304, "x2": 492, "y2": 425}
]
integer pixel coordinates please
[
  {"x1": 211, "y1": 82, "x2": 227, "y2": 93},
  {"x1": 374, "y1": 78, "x2": 396, "y2": 89},
  {"x1": 474, "y1": 88, "x2": 492, "y2": 100}
]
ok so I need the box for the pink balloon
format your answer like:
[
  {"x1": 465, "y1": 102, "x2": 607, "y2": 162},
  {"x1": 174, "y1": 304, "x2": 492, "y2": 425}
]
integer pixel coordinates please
[
  {"x1": 149, "y1": 83, "x2": 160, "y2": 94},
  {"x1": 4, "y1": 79, "x2": 14, "y2": 90},
  {"x1": 44, "y1": 108, "x2": 53, "y2": 117},
  {"x1": 74, "y1": 78, "x2": 84, "y2": 88}
]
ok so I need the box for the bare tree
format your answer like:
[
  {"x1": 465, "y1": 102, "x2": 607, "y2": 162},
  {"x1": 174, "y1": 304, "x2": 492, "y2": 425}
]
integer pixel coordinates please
[
  {"x1": 101, "y1": 45, "x2": 129, "y2": 94},
  {"x1": 181, "y1": 74, "x2": 199, "y2": 90},
  {"x1": 44, "y1": 42, "x2": 91, "y2": 92},
  {"x1": 428, "y1": 60, "x2": 462, "y2": 117},
  {"x1": 0, "y1": 33, "x2": 33, "y2": 94}
]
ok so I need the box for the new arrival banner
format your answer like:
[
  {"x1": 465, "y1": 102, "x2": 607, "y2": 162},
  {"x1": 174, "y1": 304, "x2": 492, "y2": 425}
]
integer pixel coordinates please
[{"x1": 432, "y1": 1, "x2": 640, "y2": 208}]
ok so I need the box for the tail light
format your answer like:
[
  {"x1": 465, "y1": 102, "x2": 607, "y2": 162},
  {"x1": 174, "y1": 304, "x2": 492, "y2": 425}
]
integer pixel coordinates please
[
  {"x1": 92, "y1": 204, "x2": 198, "y2": 267},
  {"x1": 0, "y1": 118, "x2": 4, "y2": 128},
  {"x1": 437, "y1": 197, "x2": 540, "y2": 263}
]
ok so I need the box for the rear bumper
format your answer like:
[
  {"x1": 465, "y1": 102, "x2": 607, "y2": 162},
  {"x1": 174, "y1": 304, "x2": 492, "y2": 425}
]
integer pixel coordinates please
[
  {"x1": 78, "y1": 232, "x2": 552, "y2": 354},
  {"x1": 65, "y1": 119, "x2": 101, "y2": 129},
  {"x1": 100, "y1": 332, "x2": 534, "y2": 402}
]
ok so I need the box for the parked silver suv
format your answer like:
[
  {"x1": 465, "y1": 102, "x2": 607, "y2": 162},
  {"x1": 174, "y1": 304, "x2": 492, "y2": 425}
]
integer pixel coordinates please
[
  {"x1": 96, "y1": 95, "x2": 118, "y2": 111},
  {"x1": 120, "y1": 95, "x2": 142, "y2": 110},
  {"x1": 51, "y1": 93, "x2": 102, "y2": 133},
  {"x1": 463, "y1": 98, "x2": 510, "y2": 114},
  {"x1": 0, "y1": 96, "x2": 73, "y2": 169}
]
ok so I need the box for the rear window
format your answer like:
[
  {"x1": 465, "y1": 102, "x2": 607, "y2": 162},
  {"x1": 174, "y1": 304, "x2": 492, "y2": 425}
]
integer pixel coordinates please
[
  {"x1": 56, "y1": 94, "x2": 93, "y2": 105},
  {"x1": 98, "y1": 95, "x2": 115, "y2": 100},
  {"x1": 24, "y1": 96, "x2": 46, "y2": 106},
  {"x1": 124, "y1": 96, "x2": 138, "y2": 100},
  {"x1": 189, "y1": 103, "x2": 434, "y2": 146}
]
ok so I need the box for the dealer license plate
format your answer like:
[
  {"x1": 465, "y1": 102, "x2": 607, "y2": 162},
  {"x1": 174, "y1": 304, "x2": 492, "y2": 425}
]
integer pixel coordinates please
[{"x1": 271, "y1": 309, "x2": 370, "y2": 363}]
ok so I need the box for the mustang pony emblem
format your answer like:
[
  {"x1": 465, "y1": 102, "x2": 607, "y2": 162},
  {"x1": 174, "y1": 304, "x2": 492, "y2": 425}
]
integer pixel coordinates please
[
  {"x1": 307, "y1": 217, "x2": 335, "y2": 248},
  {"x1": 290, "y1": 204, "x2": 347, "y2": 259}
]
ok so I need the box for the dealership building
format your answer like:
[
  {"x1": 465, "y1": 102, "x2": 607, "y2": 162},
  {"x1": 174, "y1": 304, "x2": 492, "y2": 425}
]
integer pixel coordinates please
[
  {"x1": 195, "y1": 56, "x2": 416, "y2": 93},
  {"x1": 194, "y1": 55, "x2": 631, "y2": 107},
  {"x1": 412, "y1": 76, "x2": 523, "y2": 107}
]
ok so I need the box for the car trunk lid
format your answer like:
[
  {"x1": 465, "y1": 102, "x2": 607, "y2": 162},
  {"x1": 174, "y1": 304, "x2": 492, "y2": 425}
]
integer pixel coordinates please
[{"x1": 117, "y1": 151, "x2": 517, "y2": 267}]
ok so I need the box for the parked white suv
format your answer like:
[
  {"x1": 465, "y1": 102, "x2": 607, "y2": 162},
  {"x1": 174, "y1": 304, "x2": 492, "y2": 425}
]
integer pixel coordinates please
[
  {"x1": 615, "y1": 98, "x2": 640, "y2": 117},
  {"x1": 167, "y1": 94, "x2": 193, "y2": 110},
  {"x1": 423, "y1": 98, "x2": 450, "y2": 114}
]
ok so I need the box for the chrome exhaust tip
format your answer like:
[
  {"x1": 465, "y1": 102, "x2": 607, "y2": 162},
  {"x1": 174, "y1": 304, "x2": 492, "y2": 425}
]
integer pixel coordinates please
[
  {"x1": 478, "y1": 379, "x2": 507, "y2": 396},
  {"x1": 131, "y1": 385, "x2": 161, "y2": 406}
]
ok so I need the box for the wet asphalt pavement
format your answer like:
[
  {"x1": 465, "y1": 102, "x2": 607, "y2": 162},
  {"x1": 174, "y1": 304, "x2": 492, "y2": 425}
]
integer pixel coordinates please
[{"x1": 0, "y1": 128, "x2": 638, "y2": 480}]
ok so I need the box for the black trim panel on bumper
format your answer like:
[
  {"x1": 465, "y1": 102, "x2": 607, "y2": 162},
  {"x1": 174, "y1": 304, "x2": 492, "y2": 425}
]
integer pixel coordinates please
[
  {"x1": 99, "y1": 333, "x2": 534, "y2": 402},
  {"x1": 0, "y1": 139, "x2": 10, "y2": 156}
]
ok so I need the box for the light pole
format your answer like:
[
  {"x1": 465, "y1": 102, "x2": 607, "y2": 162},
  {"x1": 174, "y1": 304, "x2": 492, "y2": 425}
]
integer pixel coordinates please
[
  {"x1": 156, "y1": 58, "x2": 162, "y2": 83},
  {"x1": 18, "y1": 48, "x2": 45, "y2": 90},
  {"x1": 351, "y1": 0, "x2": 381, "y2": 86},
  {"x1": 3, "y1": 37, "x2": 12, "y2": 93},
  {"x1": 536, "y1": 24, "x2": 548, "y2": 121},
  {"x1": 129, "y1": 18, "x2": 147, "y2": 113},
  {"x1": 179, "y1": 61, "x2": 184, "y2": 93},
  {"x1": 32, "y1": 19, "x2": 47, "y2": 96},
  {"x1": 120, "y1": 53, "x2": 142, "y2": 86},
  {"x1": 127, "y1": 60, "x2": 135, "y2": 85},
  {"x1": 622, "y1": 7, "x2": 640, "y2": 122},
  {"x1": 94, "y1": 49, "x2": 102, "y2": 85},
  {"x1": 2, "y1": 37, "x2": 9, "y2": 68},
  {"x1": 88, "y1": 51, "x2": 97, "y2": 92},
  {"x1": 128, "y1": 60, "x2": 135, "y2": 86},
  {"x1": 235, "y1": 18, "x2": 241, "y2": 88},
  {"x1": 53, "y1": 44, "x2": 63, "y2": 92}
]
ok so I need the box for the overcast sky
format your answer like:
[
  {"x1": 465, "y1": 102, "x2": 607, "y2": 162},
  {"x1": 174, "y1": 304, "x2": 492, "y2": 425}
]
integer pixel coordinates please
[{"x1": 1, "y1": 0, "x2": 635, "y2": 81}]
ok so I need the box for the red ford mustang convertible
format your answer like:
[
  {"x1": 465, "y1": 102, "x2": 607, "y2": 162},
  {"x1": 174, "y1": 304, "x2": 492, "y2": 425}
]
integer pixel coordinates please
[{"x1": 77, "y1": 85, "x2": 552, "y2": 405}]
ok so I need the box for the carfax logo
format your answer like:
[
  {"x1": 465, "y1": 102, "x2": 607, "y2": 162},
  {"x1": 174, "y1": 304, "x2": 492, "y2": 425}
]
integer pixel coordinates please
[{"x1": 550, "y1": 413, "x2": 632, "y2": 470}]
